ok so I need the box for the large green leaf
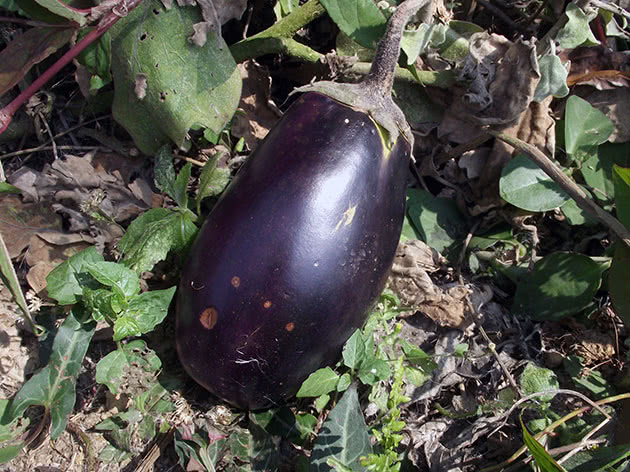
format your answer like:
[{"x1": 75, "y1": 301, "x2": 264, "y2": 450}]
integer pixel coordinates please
[
  {"x1": 512, "y1": 252, "x2": 602, "y2": 320},
  {"x1": 562, "y1": 444, "x2": 630, "y2": 471},
  {"x1": 564, "y1": 96, "x2": 613, "y2": 157},
  {"x1": 4, "y1": 311, "x2": 95, "y2": 439},
  {"x1": 310, "y1": 384, "x2": 372, "y2": 471},
  {"x1": 297, "y1": 367, "x2": 339, "y2": 398},
  {"x1": 556, "y1": 3, "x2": 599, "y2": 49},
  {"x1": 319, "y1": 0, "x2": 386, "y2": 49},
  {"x1": 500, "y1": 154, "x2": 570, "y2": 212},
  {"x1": 110, "y1": 0, "x2": 242, "y2": 154}
]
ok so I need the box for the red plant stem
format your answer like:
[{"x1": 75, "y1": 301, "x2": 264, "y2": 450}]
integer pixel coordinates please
[{"x1": 0, "y1": 0, "x2": 143, "y2": 135}]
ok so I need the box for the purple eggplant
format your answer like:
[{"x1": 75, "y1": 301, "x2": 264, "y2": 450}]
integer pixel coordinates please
[{"x1": 176, "y1": 0, "x2": 426, "y2": 409}]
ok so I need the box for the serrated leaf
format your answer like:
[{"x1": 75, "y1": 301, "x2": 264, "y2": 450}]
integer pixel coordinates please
[
  {"x1": 521, "y1": 415, "x2": 568, "y2": 472},
  {"x1": 110, "y1": 0, "x2": 242, "y2": 154},
  {"x1": 512, "y1": 252, "x2": 602, "y2": 320},
  {"x1": 610, "y1": 242, "x2": 630, "y2": 325},
  {"x1": 500, "y1": 154, "x2": 570, "y2": 212},
  {"x1": 565, "y1": 96, "x2": 614, "y2": 156},
  {"x1": 342, "y1": 330, "x2": 366, "y2": 370},
  {"x1": 87, "y1": 261, "x2": 140, "y2": 299},
  {"x1": 556, "y1": 3, "x2": 599, "y2": 49},
  {"x1": 297, "y1": 367, "x2": 339, "y2": 398},
  {"x1": 582, "y1": 143, "x2": 630, "y2": 202},
  {"x1": 319, "y1": 0, "x2": 386, "y2": 49},
  {"x1": 0, "y1": 26, "x2": 75, "y2": 97},
  {"x1": 520, "y1": 363, "x2": 559, "y2": 403},
  {"x1": 534, "y1": 53, "x2": 569, "y2": 102},
  {"x1": 613, "y1": 165, "x2": 630, "y2": 228},
  {"x1": 196, "y1": 156, "x2": 231, "y2": 213},
  {"x1": 310, "y1": 384, "x2": 372, "y2": 472},
  {"x1": 118, "y1": 208, "x2": 198, "y2": 274},
  {"x1": 124, "y1": 286, "x2": 176, "y2": 337},
  {"x1": 95, "y1": 340, "x2": 162, "y2": 394},
  {"x1": 46, "y1": 246, "x2": 104, "y2": 305},
  {"x1": 4, "y1": 311, "x2": 95, "y2": 439},
  {"x1": 406, "y1": 188, "x2": 467, "y2": 253}
]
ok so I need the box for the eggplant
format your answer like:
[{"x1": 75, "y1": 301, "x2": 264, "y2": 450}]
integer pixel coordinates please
[{"x1": 176, "y1": 0, "x2": 425, "y2": 410}]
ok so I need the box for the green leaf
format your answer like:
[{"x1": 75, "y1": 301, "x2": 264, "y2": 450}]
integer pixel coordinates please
[
  {"x1": 405, "y1": 366, "x2": 430, "y2": 387},
  {"x1": 563, "y1": 356, "x2": 615, "y2": 399},
  {"x1": 337, "y1": 373, "x2": 352, "y2": 392},
  {"x1": 126, "y1": 286, "x2": 176, "y2": 335},
  {"x1": 310, "y1": 384, "x2": 372, "y2": 472},
  {"x1": 565, "y1": 96, "x2": 614, "y2": 156},
  {"x1": 519, "y1": 363, "x2": 559, "y2": 403},
  {"x1": 274, "y1": 0, "x2": 300, "y2": 19},
  {"x1": 581, "y1": 143, "x2": 630, "y2": 202},
  {"x1": 87, "y1": 261, "x2": 140, "y2": 299},
  {"x1": 406, "y1": 188, "x2": 467, "y2": 253},
  {"x1": 0, "y1": 399, "x2": 27, "y2": 464},
  {"x1": 534, "y1": 53, "x2": 569, "y2": 102},
  {"x1": 196, "y1": 156, "x2": 231, "y2": 213},
  {"x1": 512, "y1": 252, "x2": 602, "y2": 320},
  {"x1": 342, "y1": 330, "x2": 366, "y2": 370},
  {"x1": 173, "y1": 163, "x2": 191, "y2": 209},
  {"x1": 296, "y1": 367, "x2": 339, "y2": 397},
  {"x1": 357, "y1": 357, "x2": 391, "y2": 385},
  {"x1": 113, "y1": 315, "x2": 142, "y2": 341},
  {"x1": 0, "y1": 183, "x2": 21, "y2": 194},
  {"x1": 560, "y1": 188, "x2": 599, "y2": 226},
  {"x1": 315, "y1": 394, "x2": 331, "y2": 413},
  {"x1": 401, "y1": 24, "x2": 447, "y2": 65},
  {"x1": 562, "y1": 444, "x2": 630, "y2": 472},
  {"x1": 500, "y1": 154, "x2": 570, "y2": 212},
  {"x1": 319, "y1": 0, "x2": 386, "y2": 49},
  {"x1": 613, "y1": 165, "x2": 630, "y2": 228},
  {"x1": 75, "y1": 30, "x2": 112, "y2": 93},
  {"x1": 118, "y1": 208, "x2": 198, "y2": 274},
  {"x1": 4, "y1": 311, "x2": 95, "y2": 439},
  {"x1": 154, "y1": 146, "x2": 178, "y2": 198},
  {"x1": 110, "y1": 0, "x2": 242, "y2": 154},
  {"x1": 95, "y1": 340, "x2": 162, "y2": 394},
  {"x1": 556, "y1": 3, "x2": 599, "y2": 49},
  {"x1": 46, "y1": 246, "x2": 104, "y2": 305},
  {"x1": 0, "y1": 232, "x2": 35, "y2": 331},
  {"x1": 610, "y1": 243, "x2": 630, "y2": 325},
  {"x1": 521, "y1": 415, "x2": 568, "y2": 472}
]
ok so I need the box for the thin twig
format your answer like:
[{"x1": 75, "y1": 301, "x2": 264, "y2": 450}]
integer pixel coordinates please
[{"x1": 487, "y1": 129, "x2": 630, "y2": 248}]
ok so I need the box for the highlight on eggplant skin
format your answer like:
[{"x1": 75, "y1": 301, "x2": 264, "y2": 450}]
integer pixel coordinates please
[{"x1": 176, "y1": 92, "x2": 411, "y2": 410}]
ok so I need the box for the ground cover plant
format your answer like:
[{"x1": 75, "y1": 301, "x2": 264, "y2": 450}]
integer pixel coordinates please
[{"x1": 1, "y1": 0, "x2": 630, "y2": 471}]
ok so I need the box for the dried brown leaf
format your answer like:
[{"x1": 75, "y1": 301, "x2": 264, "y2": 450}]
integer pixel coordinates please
[{"x1": 231, "y1": 61, "x2": 280, "y2": 150}]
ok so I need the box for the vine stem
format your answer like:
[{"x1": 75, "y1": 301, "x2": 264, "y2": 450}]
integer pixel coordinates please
[
  {"x1": 229, "y1": 0, "x2": 325, "y2": 64},
  {"x1": 488, "y1": 130, "x2": 630, "y2": 248},
  {"x1": 0, "y1": 0, "x2": 144, "y2": 136},
  {"x1": 363, "y1": 0, "x2": 431, "y2": 97}
]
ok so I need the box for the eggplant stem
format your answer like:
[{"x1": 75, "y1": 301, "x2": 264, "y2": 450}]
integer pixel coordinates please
[{"x1": 364, "y1": 0, "x2": 432, "y2": 97}]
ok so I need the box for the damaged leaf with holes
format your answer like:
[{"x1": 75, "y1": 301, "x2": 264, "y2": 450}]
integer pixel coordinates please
[{"x1": 109, "y1": 0, "x2": 242, "y2": 154}]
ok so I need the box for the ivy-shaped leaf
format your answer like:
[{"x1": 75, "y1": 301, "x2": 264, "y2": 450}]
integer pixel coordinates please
[{"x1": 3, "y1": 311, "x2": 95, "y2": 439}]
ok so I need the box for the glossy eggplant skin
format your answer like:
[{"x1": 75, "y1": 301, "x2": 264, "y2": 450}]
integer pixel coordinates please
[{"x1": 176, "y1": 92, "x2": 410, "y2": 410}]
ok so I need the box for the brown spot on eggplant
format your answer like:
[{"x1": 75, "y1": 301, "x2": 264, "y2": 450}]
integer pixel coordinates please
[
  {"x1": 231, "y1": 276, "x2": 240, "y2": 288},
  {"x1": 263, "y1": 300, "x2": 272, "y2": 309},
  {"x1": 199, "y1": 307, "x2": 218, "y2": 330},
  {"x1": 285, "y1": 322, "x2": 295, "y2": 332}
]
